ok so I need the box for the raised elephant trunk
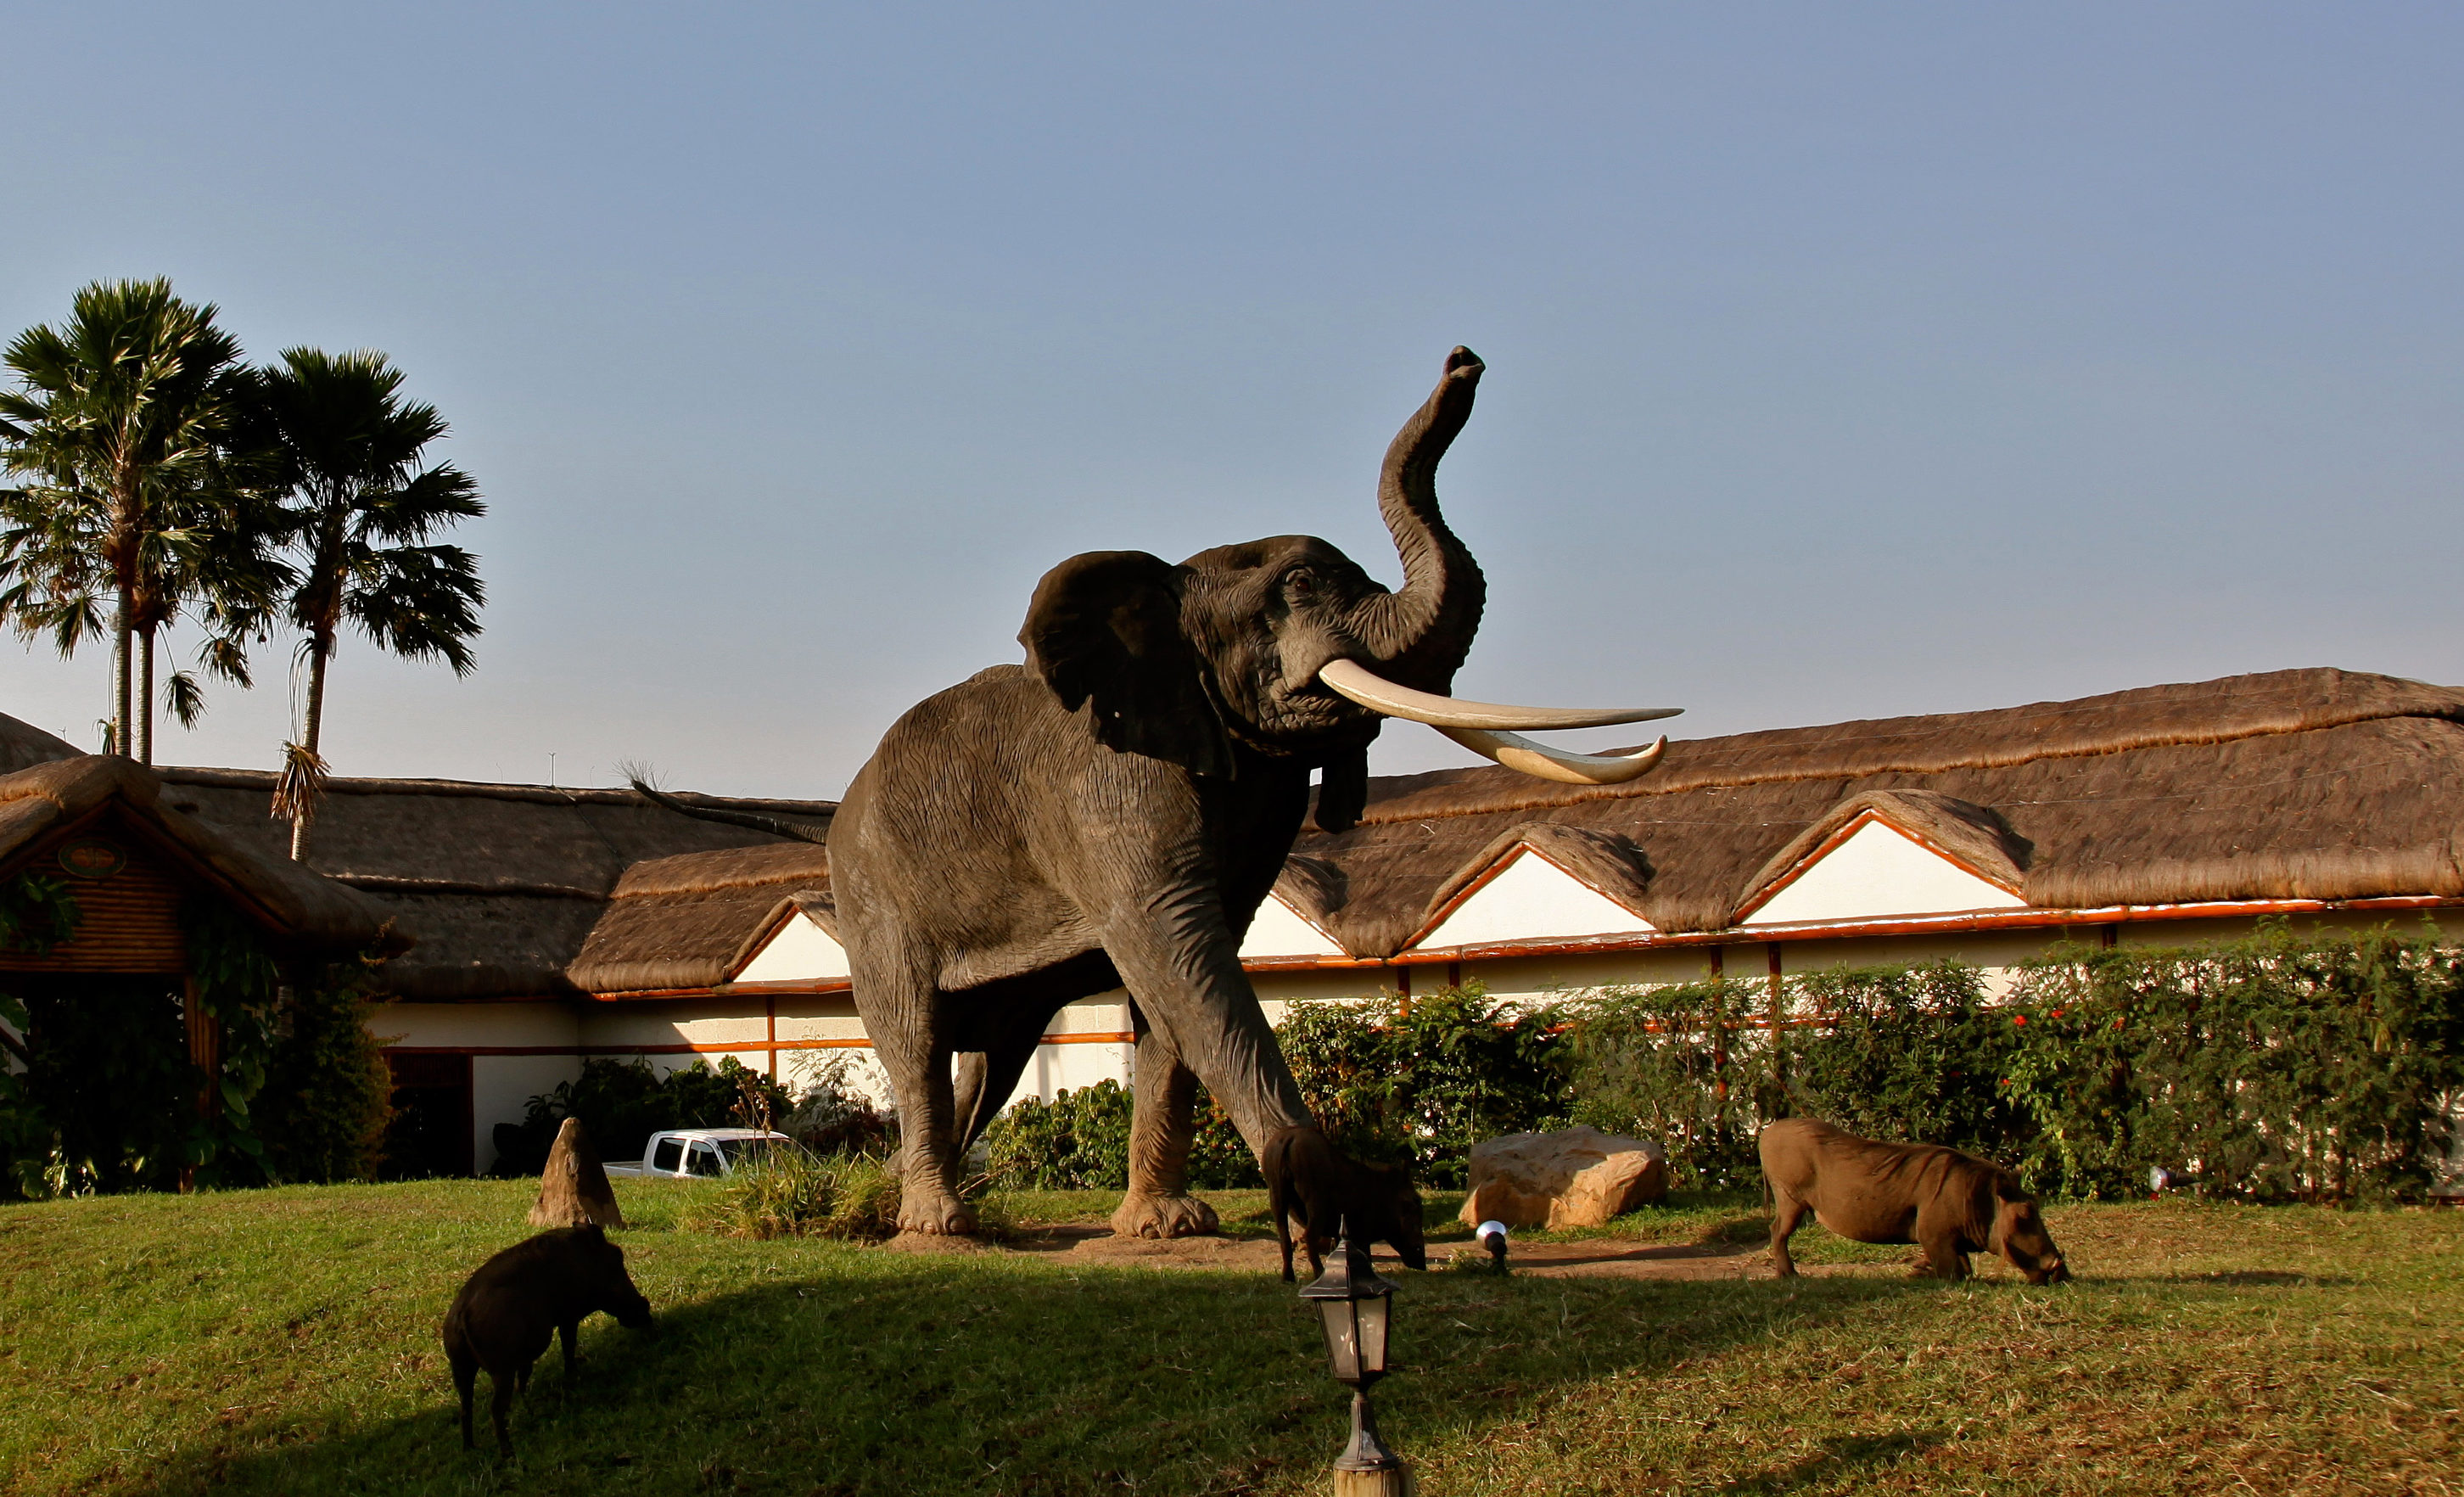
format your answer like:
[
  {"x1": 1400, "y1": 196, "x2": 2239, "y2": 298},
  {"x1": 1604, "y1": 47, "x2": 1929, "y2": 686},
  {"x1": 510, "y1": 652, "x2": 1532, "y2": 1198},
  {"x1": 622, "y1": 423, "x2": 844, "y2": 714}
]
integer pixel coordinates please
[
  {"x1": 1336, "y1": 347, "x2": 1682, "y2": 788},
  {"x1": 1352, "y1": 346, "x2": 1489, "y2": 692}
]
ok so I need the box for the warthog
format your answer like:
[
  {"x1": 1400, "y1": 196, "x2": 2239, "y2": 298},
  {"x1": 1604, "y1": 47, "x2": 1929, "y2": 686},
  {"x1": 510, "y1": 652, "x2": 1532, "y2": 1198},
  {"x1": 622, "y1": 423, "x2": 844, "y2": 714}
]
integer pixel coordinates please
[
  {"x1": 1264, "y1": 1124, "x2": 1428, "y2": 1281},
  {"x1": 1759, "y1": 1119, "x2": 2070, "y2": 1284},
  {"x1": 441, "y1": 1225, "x2": 654, "y2": 1457}
]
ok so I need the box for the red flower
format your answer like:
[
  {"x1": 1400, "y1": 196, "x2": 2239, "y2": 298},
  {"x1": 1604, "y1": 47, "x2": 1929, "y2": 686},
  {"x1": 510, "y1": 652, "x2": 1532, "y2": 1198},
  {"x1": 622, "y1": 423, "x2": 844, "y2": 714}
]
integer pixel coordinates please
[{"x1": 2013, "y1": 1013, "x2": 2028, "y2": 1026}]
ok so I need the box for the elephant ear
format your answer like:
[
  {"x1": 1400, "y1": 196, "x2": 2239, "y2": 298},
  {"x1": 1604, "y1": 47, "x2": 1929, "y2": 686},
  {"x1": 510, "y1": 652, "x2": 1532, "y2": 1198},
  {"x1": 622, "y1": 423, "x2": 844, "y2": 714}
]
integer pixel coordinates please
[
  {"x1": 1313, "y1": 747, "x2": 1369, "y2": 833},
  {"x1": 1021, "y1": 550, "x2": 1233, "y2": 778}
]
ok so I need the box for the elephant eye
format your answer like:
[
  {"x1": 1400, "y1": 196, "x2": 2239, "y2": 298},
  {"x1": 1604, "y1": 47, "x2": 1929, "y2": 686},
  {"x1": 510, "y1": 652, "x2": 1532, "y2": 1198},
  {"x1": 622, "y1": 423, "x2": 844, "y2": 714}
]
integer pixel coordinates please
[{"x1": 1283, "y1": 569, "x2": 1319, "y2": 600}]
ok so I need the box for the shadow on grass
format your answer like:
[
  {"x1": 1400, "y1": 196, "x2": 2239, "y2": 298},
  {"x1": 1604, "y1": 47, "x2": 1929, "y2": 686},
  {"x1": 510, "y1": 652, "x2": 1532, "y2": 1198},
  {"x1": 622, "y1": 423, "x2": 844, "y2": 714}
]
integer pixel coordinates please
[
  {"x1": 124, "y1": 1256, "x2": 1935, "y2": 1497},
  {"x1": 1715, "y1": 1430, "x2": 1946, "y2": 1494},
  {"x1": 2155, "y1": 1269, "x2": 2350, "y2": 1287}
]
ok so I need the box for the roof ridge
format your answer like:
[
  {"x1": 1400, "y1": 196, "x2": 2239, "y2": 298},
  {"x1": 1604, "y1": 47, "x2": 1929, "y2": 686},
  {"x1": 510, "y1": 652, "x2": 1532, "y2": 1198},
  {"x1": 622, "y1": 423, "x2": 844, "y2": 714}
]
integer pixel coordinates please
[
  {"x1": 160, "y1": 765, "x2": 838, "y2": 815},
  {"x1": 1348, "y1": 667, "x2": 2464, "y2": 827}
]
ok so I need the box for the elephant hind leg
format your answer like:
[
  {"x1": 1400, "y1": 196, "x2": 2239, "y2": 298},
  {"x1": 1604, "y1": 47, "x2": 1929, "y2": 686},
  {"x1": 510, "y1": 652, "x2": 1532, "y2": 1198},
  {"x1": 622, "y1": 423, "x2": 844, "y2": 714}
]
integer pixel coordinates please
[
  {"x1": 1111, "y1": 1013, "x2": 1221, "y2": 1241},
  {"x1": 955, "y1": 1018, "x2": 1054, "y2": 1155}
]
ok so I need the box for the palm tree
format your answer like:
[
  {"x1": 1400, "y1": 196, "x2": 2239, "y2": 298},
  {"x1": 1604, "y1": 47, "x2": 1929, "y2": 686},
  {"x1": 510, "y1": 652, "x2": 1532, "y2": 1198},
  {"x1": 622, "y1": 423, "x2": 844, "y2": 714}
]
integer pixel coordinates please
[
  {"x1": 250, "y1": 348, "x2": 484, "y2": 860},
  {"x1": 0, "y1": 279, "x2": 252, "y2": 760}
]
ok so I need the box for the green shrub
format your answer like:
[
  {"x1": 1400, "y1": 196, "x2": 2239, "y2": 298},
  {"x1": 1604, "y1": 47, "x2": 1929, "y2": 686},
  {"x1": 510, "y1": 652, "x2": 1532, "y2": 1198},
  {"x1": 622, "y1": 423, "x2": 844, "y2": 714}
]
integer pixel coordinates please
[
  {"x1": 980, "y1": 985, "x2": 1566, "y2": 1191},
  {"x1": 3, "y1": 978, "x2": 193, "y2": 1197},
  {"x1": 1280, "y1": 984, "x2": 1569, "y2": 1186},
  {"x1": 1559, "y1": 978, "x2": 1772, "y2": 1192},
  {"x1": 1184, "y1": 1086, "x2": 1261, "y2": 1188},
  {"x1": 983, "y1": 1079, "x2": 1134, "y2": 1190},
  {"x1": 1556, "y1": 922, "x2": 2464, "y2": 1203},
  {"x1": 255, "y1": 969, "x2": 395, "y2": 1185},
  {"x1": 681, "y1": 1147, "x2": 904, "y2": 1241},
  {"x1": 1783, "y1": 960, "x2": 2028, "y2": 1161},
  {"x1": 782, "y1": 1051, "x2": 896, "y2": 1157},
  {"x1": 496, "y1": 1055, "x2": 794, "y2": 1176},
  {"x1": 2003, "y1": 923, "x2": 2464, "y2": 1202}
]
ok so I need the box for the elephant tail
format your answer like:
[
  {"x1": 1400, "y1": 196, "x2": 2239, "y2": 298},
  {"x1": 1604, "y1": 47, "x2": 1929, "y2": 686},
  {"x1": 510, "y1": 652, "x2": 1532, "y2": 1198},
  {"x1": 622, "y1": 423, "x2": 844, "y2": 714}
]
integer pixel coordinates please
[{"x1": 629, "y1": 778, "x2": 832, "y2": 846}]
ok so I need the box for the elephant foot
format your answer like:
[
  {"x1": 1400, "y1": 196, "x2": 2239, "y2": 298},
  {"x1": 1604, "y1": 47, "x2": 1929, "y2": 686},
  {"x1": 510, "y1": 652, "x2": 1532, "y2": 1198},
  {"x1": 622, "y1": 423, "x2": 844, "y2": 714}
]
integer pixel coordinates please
[
  {"x1": 1110, "y1": 1191, "x2": 1221, "y2": 1240},
  {"x1": 897, "y1": 1188, "x2": 980, "y2": 1236}
]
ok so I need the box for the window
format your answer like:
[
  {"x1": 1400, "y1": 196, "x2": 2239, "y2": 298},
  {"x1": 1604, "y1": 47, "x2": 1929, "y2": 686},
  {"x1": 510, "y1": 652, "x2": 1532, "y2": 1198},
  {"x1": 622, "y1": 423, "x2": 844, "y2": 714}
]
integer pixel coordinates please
[
  {"x1": 718, "y1": 1135, "x2": 781, "y2": 1168},
  {"x1": 652, "y1": 1137, "x2": 685, "y2": 1173},
  {"x1": 686, "y1": 1141, "x2": 724, "y2": 1177}
]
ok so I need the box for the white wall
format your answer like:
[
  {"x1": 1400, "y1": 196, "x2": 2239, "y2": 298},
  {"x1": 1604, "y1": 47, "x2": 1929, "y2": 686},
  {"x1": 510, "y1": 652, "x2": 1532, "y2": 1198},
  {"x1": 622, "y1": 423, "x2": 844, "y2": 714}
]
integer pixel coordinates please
[
  {"x1": 1422, "y1": 850, "x2": 1651, "y2": 949},
  {"x1": 1744, "y1": 820, "x2": 2022, "y2": 927},
  {"x1": 735, "y1": 911, "x2": 850, "y2": 982}
]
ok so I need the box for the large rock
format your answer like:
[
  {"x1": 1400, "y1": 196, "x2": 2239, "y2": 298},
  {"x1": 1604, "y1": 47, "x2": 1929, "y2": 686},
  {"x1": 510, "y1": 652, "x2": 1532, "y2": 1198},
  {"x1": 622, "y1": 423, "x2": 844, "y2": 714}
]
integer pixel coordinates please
[
  {"x1": 1458, "y1": 1124, "x2": 1667, "y2": 1230},
  {"x1": 529, "y1": 1117, "x2": 625, "y2": 1230}
]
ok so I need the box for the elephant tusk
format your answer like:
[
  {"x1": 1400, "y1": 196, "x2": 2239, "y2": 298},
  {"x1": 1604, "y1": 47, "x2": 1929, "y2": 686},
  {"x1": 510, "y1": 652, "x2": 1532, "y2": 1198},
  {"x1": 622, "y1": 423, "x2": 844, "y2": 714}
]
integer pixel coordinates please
[
  {"x1": 1317, "y1": 659, "x2": 1683, "y2": 732},
  {"x1": 1436, "y1": 726, "x2": 1670, "y2": 785}
]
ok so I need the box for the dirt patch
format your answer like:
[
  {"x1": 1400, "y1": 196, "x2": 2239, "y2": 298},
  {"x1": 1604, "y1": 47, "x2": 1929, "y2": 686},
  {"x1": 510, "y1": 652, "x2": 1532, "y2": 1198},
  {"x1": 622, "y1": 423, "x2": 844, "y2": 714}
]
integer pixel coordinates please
[
  {"x1": 994, "y1": 1223, "x2": 1884, "y2": 1281},
  {"x1": 881, "y1": 1231, "x2": 996, "y2": 1255}
]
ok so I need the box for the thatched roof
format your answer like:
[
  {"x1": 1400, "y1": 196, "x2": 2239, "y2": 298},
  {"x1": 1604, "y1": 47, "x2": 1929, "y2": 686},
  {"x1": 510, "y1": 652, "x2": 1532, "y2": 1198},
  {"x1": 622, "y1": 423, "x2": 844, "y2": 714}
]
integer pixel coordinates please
[
  {"x1": 1299, "y1": 668, "x2": 2464, "y2": 956},
  {"x1": 157, "y1": 768, "x2": 837, "y2": 1000},
  {"x1": 19, "y1": 665, "x2": 2448, "y2": 997},
  {"x1": 0, "y1": 752, "x2": 403, "y2": 954},
  {"x1": 0, "y1": 714, "x2": 80, "y2": 776},
  {"x1": 567, "y1": 842, "x2": 835, "y2": 995}
]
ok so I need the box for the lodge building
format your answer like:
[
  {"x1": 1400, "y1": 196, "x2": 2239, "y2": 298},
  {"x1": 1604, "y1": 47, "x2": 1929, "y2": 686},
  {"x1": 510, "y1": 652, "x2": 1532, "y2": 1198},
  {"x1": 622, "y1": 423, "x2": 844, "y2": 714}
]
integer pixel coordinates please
[{"x1": 6, "y1": 665, "x2": 2461, "y2": 1175}]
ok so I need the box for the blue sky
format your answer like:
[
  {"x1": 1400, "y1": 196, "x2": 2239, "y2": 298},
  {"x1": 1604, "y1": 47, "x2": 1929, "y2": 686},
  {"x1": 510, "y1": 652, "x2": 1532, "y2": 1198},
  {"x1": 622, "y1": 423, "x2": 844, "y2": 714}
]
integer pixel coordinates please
[{"x1": 4, "y1": 4, "x2": 2459, "y2": 798}]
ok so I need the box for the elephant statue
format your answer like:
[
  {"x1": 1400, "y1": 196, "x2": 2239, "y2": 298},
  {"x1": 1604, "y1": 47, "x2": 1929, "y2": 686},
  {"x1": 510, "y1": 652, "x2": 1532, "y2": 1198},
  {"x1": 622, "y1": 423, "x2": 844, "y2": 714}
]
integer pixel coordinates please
[{"x1": 646, "y1": 348, "x2": 1678, "y2": 1236}]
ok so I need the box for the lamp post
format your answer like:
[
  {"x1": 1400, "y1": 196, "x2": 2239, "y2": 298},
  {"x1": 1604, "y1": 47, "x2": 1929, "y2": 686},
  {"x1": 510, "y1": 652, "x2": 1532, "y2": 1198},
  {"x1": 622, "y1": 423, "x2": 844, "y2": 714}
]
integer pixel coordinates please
[{"x1": 1298, "y1": 1218, "x2": 1415, "y2": 1496}]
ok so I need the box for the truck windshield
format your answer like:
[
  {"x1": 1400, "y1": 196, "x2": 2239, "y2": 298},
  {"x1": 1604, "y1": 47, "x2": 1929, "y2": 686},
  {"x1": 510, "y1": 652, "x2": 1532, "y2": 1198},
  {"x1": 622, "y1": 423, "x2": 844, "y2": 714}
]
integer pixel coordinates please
[{"x1": 718, "y1": 1137, "x2": 782, "y2": 1167}]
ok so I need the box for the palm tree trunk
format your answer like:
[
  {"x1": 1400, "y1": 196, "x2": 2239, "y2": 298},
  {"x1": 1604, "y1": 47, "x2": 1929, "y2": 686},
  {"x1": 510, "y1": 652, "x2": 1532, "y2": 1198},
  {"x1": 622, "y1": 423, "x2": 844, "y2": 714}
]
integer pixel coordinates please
[
  {"x1": 288, "y1": 637, "x2": 331, "y2": 862},
  {"x1": 112, "y1": 587, "x2": 132, "y2": 757},
  {"x1": 137, "y1": 629, "x2": 155, "y2": 765}
]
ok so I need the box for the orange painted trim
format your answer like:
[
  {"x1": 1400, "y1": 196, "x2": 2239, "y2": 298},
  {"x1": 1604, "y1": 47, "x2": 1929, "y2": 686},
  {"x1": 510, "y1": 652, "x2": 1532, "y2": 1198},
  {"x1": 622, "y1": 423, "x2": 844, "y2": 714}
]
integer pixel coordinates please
[
  {"x1": 1238, "y1": 953, "x2": 1390, "y2": 972},
  {"x1": 384, "y1": 1041, "x2": 848, "y2": 1057},
  {"x1": 578, "y1": 978, "x2": 856, "y2": 1002},
  {"x1": 722, "y1": 978, "x2": 854, "y2": 997},
  {"x1": 1388, "y1": 894, "x2": 2464, "y2": 964},
  {"x1": 1731, "y1": 810, "x2": 2024, "y2": 926},
  {"x1": 380, "y1": 1029, "x2": 1135, "y2": 1061}
]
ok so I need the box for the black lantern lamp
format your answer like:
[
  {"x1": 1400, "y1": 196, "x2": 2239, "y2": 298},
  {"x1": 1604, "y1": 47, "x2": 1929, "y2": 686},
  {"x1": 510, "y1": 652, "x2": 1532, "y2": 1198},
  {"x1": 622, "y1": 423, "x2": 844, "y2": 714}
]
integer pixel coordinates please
[{"x1": 1298, "y1": 1217, "x2": 1405, "y2": 1476}]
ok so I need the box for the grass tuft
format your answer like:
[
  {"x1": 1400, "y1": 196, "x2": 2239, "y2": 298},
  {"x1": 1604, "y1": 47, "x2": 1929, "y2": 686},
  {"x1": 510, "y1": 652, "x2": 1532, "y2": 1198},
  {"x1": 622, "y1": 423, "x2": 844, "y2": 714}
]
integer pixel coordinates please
[{"x1": 678, "y1": 1150, "x2": 904, "y2": 1242}]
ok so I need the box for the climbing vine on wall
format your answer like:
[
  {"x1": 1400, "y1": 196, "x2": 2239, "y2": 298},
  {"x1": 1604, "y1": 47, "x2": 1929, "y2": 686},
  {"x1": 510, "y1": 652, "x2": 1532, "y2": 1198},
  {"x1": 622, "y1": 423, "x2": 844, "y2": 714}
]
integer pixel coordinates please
[
  {"x1": 0, "y1": 873, "x2": 84, "y2": 1196},
  {"x1": 0, "y1": 872, "x2": 79, "y2": 955},
  {"x1": 179, "y1": 897, "x2": 283, "y2": 1187}
]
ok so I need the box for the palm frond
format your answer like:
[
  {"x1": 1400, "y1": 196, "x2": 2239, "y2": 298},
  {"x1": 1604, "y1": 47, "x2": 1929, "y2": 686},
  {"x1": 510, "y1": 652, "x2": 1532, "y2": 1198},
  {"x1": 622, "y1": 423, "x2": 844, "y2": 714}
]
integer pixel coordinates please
[
  {"x1": 162, "y1": 670, "x2": 206, "y2": 729},
  {"x1": 271, "y1": 739, "x2": 330, "y2": 824}
]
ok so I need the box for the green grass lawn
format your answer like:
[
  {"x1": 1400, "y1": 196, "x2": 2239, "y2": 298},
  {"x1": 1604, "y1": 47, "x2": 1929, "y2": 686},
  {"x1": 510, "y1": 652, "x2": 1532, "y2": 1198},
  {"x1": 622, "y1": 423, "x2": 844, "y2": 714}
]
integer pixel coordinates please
[{"x1": 2, "y1": 1180, "x2": 2456, "y2": 1495}]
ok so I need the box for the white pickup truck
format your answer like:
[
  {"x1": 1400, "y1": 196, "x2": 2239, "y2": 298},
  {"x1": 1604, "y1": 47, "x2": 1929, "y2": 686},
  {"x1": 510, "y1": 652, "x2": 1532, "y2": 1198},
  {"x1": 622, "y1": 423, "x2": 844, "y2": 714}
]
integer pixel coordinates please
[{"x1": 602, "y1": 1127, "x2": 799, "y2": 1180}]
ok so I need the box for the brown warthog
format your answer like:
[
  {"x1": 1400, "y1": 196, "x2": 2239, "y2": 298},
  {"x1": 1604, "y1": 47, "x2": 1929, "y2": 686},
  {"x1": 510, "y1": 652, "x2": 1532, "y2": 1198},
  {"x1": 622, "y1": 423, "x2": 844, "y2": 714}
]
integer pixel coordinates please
[
  {"x1": 1264, "y1": 1125, "x2": 1428, "y2": 1281},
  {"x1": 1758, "y1": 1119, "x2": 2070, "y2": 1284},
  {"x1": 441, "y1": 1225, "x2": 654, "y2": 1457}
]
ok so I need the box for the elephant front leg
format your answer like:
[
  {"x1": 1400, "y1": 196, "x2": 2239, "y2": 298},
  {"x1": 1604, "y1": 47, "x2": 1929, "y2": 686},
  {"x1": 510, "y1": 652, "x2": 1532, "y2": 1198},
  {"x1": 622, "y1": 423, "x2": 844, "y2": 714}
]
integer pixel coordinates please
[
  {"x1": 1111, "y1": 1017, "x2": 1221, "y2": 1240},
  {"x1": 859, "y1": 964, "x2": 977, "y2": 1235}
]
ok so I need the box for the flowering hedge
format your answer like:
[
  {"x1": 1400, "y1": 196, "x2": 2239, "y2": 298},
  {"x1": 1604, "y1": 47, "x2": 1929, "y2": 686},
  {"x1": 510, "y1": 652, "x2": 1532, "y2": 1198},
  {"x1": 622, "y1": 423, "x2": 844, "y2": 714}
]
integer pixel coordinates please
[{"x1": 1565, "y1": 922, "x2": 2464, "y2": 1202}]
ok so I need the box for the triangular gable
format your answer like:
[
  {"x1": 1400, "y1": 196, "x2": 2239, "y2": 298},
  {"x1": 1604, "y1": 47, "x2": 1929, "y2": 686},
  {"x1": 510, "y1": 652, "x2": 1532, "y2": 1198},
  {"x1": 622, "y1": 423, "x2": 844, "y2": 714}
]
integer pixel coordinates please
[
  {"x1": 0, "y1": 756, "x2": 400, "y2": 957},
  {"x1": 1239, "y1": 890, "x2": 1348, "y2": 959},
  {"x1": 1737, "y1": 813, "x2": 2025, "y2": 927},
  {"x1": 1415, "y1": 844, "x2": 1655, "y2": 950},
  {"x1": 731, "y1": 903, "x2": 852, "y2": 984}
]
